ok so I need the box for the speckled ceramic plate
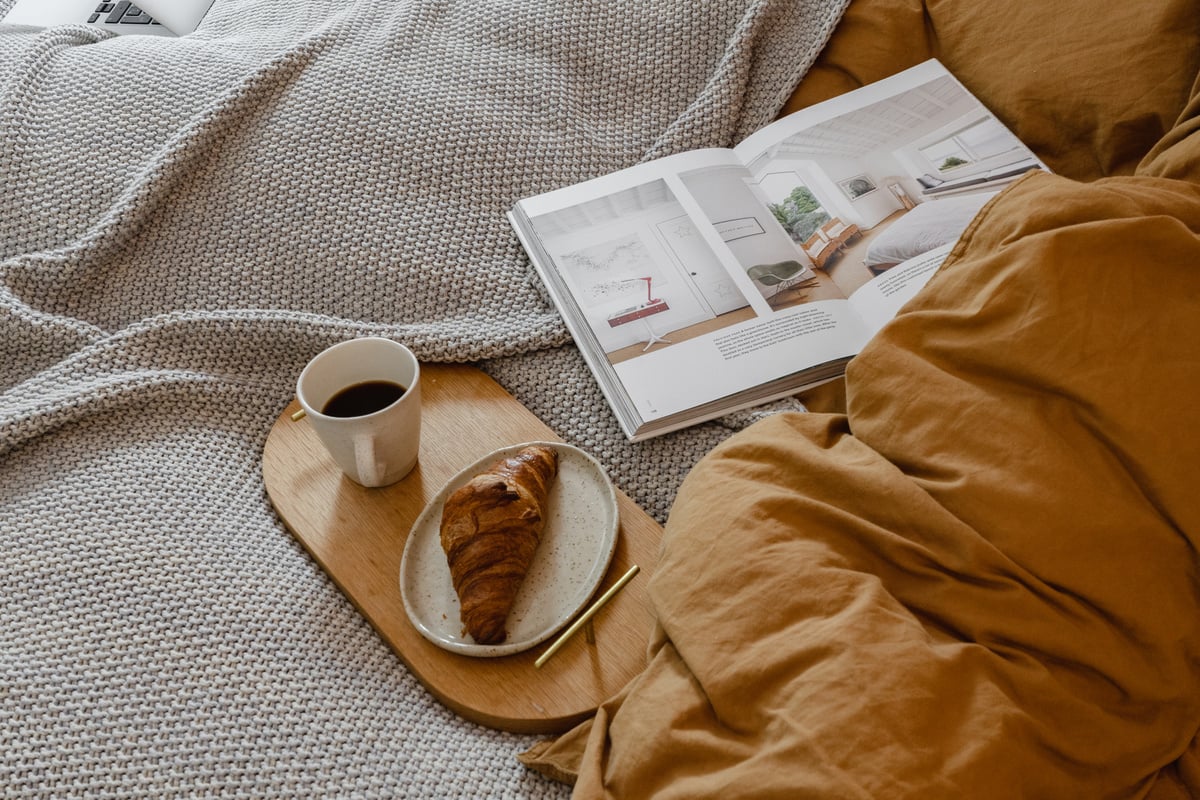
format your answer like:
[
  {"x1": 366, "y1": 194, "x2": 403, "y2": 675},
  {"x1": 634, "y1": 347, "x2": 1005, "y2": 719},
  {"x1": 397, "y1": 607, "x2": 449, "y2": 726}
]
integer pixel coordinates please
[{"x1": 399, "y1": 441, "x2": 620, "y2": 657}]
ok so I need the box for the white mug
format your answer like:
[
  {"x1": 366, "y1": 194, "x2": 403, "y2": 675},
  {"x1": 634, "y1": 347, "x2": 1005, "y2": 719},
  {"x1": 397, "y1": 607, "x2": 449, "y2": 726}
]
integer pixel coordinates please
[{"x1": 296, "y1": 337, "x2": 421, "y2": 487}]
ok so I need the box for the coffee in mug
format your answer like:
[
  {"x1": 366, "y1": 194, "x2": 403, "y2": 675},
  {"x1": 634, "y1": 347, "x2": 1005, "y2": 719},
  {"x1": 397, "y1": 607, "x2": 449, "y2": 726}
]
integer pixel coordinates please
[
  {"x1": 296, "y1": 338, "x2": 421, "y2": 487},
  {"x1": 321, "y1": 380, "x2": 408, "y2": 418}
]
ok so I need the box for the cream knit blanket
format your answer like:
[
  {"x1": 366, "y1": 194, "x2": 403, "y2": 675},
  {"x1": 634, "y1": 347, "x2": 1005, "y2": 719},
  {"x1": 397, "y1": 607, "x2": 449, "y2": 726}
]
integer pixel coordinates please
[{"x1": 0, "y1": 0, "x2": 845, "y2": 795}]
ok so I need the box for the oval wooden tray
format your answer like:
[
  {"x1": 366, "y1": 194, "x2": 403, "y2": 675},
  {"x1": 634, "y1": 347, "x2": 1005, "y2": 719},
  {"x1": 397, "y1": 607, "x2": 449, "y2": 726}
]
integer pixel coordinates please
[{"x1": 262, "y1": 363, "x2": 661, "y2": 734}]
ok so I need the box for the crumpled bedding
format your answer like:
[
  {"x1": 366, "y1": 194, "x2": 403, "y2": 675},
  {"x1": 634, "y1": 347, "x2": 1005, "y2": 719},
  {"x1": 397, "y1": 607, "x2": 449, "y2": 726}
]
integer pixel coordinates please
[
  {"x1": 0, "y1": 1, "x2": 850, "y2": 797},
  {"x1": 526, "y1": 145, "x2": 1200, "y2": 800},
  {"x1": 521, "y1": 0, "x2": 1200, "y2": 794}
]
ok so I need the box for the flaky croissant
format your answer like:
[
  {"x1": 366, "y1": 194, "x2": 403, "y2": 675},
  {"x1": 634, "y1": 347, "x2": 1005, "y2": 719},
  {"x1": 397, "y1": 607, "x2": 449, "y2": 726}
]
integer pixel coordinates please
[{"x1": 440, "y1": 444, "x2": 559, "y2": 644}]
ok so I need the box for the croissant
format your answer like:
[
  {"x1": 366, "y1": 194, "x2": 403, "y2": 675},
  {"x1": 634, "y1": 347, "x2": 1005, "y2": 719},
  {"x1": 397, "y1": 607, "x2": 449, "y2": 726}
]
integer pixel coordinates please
[{"x1": 440, "y1": 444, "x2": 559, "y2": 644}]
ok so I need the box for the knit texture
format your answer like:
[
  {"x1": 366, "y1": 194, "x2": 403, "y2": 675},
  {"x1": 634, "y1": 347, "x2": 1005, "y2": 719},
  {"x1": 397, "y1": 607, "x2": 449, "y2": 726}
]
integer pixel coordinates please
[{"x1": 0, "y1": 0, "x2": 846, "y2": 796}]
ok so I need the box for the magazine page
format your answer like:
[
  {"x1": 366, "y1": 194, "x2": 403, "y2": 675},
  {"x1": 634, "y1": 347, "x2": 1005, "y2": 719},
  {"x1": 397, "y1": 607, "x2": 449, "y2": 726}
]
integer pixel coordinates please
[
  {"x1": 845, "y1": 242, "x2": 953, "y2": 334},
  {"x1": 730, "y1": 58, "x2": 1046, "y2": 333},
  {"x1": 610, "y1": 301, "x2": 868, "y2": 430},
  {"x1": 513, "y1": 147, "x2": 874, "y2": 438},
  {"x1": 514, "y1": 147, "x2": 843, "y2": 324},
  {"x1": 511, "y1": 59, "x2": 1047, "y2": 438},
  {"x1": 845, "y1": 190, "x2": 999, "y2": 333}
]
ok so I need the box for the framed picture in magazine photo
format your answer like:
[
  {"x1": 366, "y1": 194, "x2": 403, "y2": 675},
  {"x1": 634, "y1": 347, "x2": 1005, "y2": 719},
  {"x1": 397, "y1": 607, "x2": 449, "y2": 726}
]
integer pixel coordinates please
[{"x1": 838, "y1": 174, "x2": 878, "y2": 200}]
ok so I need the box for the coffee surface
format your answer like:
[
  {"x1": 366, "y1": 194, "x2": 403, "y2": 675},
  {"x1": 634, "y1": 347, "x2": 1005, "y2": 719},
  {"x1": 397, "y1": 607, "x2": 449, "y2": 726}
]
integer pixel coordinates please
[{"x1": 322, "y1": 380, "x2": 407, "y2": 417}]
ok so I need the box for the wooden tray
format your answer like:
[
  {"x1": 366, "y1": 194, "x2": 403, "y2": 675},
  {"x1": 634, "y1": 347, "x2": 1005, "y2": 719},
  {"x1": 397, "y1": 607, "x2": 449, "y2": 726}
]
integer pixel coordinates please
[{"x1": 262, "y1": 363, "x2": 661, "y2": 734}]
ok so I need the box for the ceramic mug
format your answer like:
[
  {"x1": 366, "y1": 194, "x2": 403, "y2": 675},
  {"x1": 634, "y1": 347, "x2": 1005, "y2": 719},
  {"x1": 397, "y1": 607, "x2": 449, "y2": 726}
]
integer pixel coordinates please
[{"x1": 296, "y1": 337, "x2": 421, "y2": 487}]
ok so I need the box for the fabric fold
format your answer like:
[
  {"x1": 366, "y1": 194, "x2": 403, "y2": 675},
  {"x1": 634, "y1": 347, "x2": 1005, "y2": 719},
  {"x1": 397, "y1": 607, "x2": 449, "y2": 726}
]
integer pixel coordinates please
[
  {"x1": 526, "y1": 166, "x2": 1200, "y2": 799},
  {"x1": 0, "y1": 2, "x2": 848, "y2": 796}
]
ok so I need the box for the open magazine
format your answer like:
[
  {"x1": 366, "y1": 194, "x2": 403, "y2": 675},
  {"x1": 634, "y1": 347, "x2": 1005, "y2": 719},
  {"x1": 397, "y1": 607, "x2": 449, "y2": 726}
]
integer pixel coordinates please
[{"x1": 508, "y1": 59, "x2": 1048, "y2": 441}]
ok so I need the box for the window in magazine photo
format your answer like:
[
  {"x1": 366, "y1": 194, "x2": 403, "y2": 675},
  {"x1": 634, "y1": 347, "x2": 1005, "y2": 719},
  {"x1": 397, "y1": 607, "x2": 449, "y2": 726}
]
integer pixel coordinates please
[{"x1": 745, "y1": 72, "x2": 1040, "y2": 290}]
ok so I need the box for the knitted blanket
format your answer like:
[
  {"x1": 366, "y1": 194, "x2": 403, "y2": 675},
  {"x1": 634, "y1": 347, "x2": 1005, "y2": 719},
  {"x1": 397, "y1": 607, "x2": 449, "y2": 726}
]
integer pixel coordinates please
[{"x1": 0, "y1": 0, "x2": 846, "y2": 796}]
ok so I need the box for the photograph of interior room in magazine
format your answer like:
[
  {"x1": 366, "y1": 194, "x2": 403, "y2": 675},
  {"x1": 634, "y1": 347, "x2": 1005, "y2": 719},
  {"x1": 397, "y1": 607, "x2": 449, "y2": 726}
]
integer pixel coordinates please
[
  {"x1": 523, "y1": 149, "x2": 872, "y2": 425},
  {"x1": 733, "y1": 59, "x2": 1046, "y2": 322},
  {"x1": 520, "y1": 60, "x2": 1046, "y2": 429}
]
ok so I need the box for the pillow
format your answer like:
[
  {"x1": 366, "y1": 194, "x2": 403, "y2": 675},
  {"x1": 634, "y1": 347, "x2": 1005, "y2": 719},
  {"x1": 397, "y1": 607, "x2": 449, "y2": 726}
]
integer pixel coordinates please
[
  {"x1": 926, "y1": 0, "x2": 1200, "y2": 180},
  {"x1": 782, "y1": 0, "x2": 933, "y2": 114},
  {"x1": 785, "y1": 0, "x2": 1200, "y2": 182}
]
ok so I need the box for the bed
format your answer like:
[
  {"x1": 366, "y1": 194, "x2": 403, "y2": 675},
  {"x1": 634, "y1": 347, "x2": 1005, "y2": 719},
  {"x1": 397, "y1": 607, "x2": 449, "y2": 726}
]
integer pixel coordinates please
[
  {"x1": 0, "y1": 2, "x2": 841, "y2": 797},
  {"x1": 2, "y1": 0, "x2": 1198, "y2": 798},
  {"x1": 862, "y1": 191, "x2": 994, "y2": 274},
  {"x1": 520, "y1": 0, "x2": 1200, "y2": 797}
]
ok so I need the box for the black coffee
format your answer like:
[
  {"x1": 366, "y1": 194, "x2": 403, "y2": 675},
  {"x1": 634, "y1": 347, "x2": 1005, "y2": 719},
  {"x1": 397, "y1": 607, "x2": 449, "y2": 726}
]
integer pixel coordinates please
[{"x1": 321, "y1": 380, "x2": 407, "y2": 418}]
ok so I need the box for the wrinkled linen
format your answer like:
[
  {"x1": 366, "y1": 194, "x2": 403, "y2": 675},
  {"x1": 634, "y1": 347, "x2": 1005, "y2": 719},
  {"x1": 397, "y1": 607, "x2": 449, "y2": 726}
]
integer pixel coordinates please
[
  {"x1": 524, "y1": 134, "x2": 1200, "y2": 796},
  {"x1": 0, "y1": 1, "x2": 849, "y2": 796},
  {"x1": 522, "y1": 3, "x2": 1200, "y2": 795},
  {"x1": 784, "y1": 0, "x2": 1200, "y2": 183}
]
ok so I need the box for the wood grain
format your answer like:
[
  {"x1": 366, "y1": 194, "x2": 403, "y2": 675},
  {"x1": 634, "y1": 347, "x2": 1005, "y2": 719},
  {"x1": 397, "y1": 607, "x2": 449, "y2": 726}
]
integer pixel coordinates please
[{"x1": 262, "y1": 363, "x2": 662, "y2": 733}]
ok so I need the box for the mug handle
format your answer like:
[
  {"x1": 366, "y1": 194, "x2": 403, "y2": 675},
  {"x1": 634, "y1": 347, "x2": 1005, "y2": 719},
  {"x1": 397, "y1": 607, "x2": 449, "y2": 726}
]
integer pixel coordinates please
[{"x1": 353, "y1": 434, "x2": 381, "y2": 487}]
